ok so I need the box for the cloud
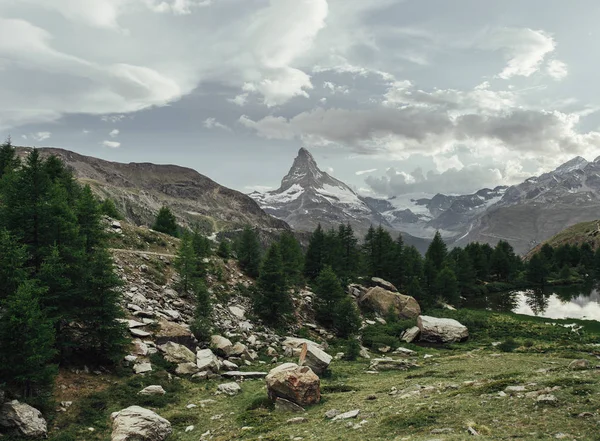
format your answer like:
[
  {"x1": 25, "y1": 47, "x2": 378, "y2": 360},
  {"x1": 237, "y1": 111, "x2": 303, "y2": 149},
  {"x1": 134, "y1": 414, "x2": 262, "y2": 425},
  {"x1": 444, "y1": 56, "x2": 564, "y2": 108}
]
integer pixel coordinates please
[
  {"x1": 102, "y1": 140, "x2": 121, "y2": 148},
  {"x1": 546, "y1": 59, "x2": 568, "y2": 80},
  {"x1": 482, "y1": 28, "x2": 556, "y2": 79},
  {"x1": 203, "y1": 117, "x2": 230, "y2": 131},
  {"x1": 109, "y1": 129, "x2": 120, "y2": 137},
  {"x1": 30, "y1": 131, "x2": 52, "y2": 142},
  {"x1": 355, "y1": 168, "x2": 378, "y2": 176}
]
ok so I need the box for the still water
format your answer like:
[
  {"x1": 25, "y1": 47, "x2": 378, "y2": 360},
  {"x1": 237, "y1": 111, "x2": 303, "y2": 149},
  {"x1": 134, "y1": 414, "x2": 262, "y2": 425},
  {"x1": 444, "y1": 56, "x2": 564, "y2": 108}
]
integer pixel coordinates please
[{"x1": 489, "y1": 284, "x2": 600, "y2": 321}]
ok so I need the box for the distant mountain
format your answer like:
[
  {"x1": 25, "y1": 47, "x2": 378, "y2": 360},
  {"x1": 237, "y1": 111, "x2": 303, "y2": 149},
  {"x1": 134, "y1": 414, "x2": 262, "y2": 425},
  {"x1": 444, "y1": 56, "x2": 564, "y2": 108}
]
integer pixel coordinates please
[
  {"x1": 22, "y1": 147, "x2": 289, "y2": 234},
  {"x1": 454, "y1": 156, "x2": 600, "y2": 254},
  {"x1": 250, "y1": 148, "x2": 431, "y2": 253}
]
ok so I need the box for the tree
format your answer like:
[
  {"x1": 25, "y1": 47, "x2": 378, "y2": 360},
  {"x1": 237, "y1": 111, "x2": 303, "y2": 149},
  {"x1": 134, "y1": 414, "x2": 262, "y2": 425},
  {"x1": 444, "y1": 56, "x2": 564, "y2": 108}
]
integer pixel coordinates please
[
  {"x1": 527, "y1": 253, "x2": 550, "y2": 286},
  {"x1": 278, "y1": 230, "x2": 304, "y2": 287},
  {"x1": 425, "y1": 231, "x2": 447, "y2": 270},
  {"x1": 253, "y1": 244, "x2": 291, "y2": 326},
  {"x1": 217, "y1": 240, "x2": 231, "y2": 259},
  {"x1": 435, "y1": 266, "x2": 460, "y2": 306},
  {"x1": 237, "y1": 226, "x2": 262, "y2": 278},
  {"x1": 332, "y1": 297, "x2": 361, "y2": 338},
  {"x1": 363, "y1": 226, "x2": 396, "y2": 281},
  {"x1": 174, "y1": 233, "x2": 201, "y2": 294},
  {"x1": 190, "y1": 280, "x2": 212, "y2": 342},
  {"x1": 100, "y1": 198, "x2": 122, "y2": 219},
  {"x1": 304, "y1": 224, "x2": 326, "y2": 280},
  {"x1": 77, "y1": 185, "x2": 103, "y2": 253},
  {"x1": 559, "y1": 264, "x2": 572, "y2": 280},
  {"x1": 0, "y1": 229, "x2": 28, "y2": 301},
  {"x1": 490, "y1": 241, "x2": 521, "y2": 282},
  {"x1": 0, "y1": 137, "x2": 19, "y2": 179},
  {"x1": 152, "y1": 206, "x2": 178, "y2": 237},
  {"x1": 0, "y1": 281, "x2": 57, "y2": 398},
  {"x1": 337, "y1": 224, "x2": 360, "y2": 284},
  {"x1": 454, "y1": 249, "x2": 477, "y2": 301}
]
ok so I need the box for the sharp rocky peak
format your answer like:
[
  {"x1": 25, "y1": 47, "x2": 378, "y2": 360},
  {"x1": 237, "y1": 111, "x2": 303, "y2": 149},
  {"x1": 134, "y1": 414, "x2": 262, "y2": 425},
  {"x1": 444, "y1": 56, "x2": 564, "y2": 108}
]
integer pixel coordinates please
[{"x1": 279, "y1": 148, "x2": 338, "y2": 192}]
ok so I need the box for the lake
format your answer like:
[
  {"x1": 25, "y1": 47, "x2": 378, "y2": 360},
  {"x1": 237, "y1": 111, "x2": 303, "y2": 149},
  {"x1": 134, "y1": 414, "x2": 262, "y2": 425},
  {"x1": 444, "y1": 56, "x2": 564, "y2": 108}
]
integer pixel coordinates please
[{"x1": 490, "y1": 284, "x2": 600, "y2": 321}]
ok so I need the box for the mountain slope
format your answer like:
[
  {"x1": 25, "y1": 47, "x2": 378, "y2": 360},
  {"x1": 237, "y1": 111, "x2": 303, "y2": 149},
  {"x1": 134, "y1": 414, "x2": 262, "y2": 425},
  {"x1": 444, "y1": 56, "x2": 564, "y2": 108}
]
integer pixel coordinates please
[
  {"x1": 250, "y1": 148, "x2": 389, "y2": 233},
  {"x1": 526, "y1": 219, "x2": 600, "y2": 258},
  {"x1": 22, "y1": 147, "x2": 289, "y2": 234},
  {"x1": 454, "y1": 156, "x2": 600, "y2": 254}
]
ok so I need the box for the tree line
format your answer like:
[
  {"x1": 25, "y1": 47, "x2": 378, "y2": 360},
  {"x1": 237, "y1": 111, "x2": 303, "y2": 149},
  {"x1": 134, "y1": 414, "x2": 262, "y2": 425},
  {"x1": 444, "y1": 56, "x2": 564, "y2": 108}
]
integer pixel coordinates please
[{"x1": 0, "y1": 140, "x2": 127, "y2": 401}]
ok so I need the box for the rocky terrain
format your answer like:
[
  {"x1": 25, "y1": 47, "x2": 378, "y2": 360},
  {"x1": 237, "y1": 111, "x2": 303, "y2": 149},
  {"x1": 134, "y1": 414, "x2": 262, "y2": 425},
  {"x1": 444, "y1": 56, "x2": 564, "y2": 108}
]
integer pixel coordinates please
[
  {"x1": 2, "y1": 219, "x2": 600, "y2": 441},
  {"x1": 18, "y1": 147, "x2": 289, "y2": 235}
]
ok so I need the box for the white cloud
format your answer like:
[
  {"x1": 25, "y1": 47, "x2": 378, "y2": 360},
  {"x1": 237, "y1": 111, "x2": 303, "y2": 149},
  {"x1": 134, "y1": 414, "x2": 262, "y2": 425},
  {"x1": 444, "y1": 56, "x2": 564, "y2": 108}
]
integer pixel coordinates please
[
  {"x1": 101, "y1": 115, "x2": 126, "y2": 123},
  {"x1": 355, "y1": 168, "x2": 378, "y2": 176},
  {"x1": 245, "y1": 184, "x2": 274, "y2": 192},
  {"x1": 482, "y1": 28, "x2": 556, "y2": 79},
  {"x1": 30, "y1": 131, "x2": 52, "y2": 142},
  {"x1": 109, "y1": 129, "x2": 120, "y2": 137},
  {"x1": 546, "y1": 59, "x2": 568, "y2": 80},
  {"x1": 143, "y1": 0, "x2": 213, "y2": 15},
  {"x1": 228, "y1": 93, "x2": 249, "y2": 107},
  {"x1": 203, "y1": 117, "x2": 230, "y2": 131},
  {"x1": 325, "y1": 166, "x2": 334, "y2": 174},
  {"x1": 102, "y1": 140, "x2": 121, "y2": 148}
]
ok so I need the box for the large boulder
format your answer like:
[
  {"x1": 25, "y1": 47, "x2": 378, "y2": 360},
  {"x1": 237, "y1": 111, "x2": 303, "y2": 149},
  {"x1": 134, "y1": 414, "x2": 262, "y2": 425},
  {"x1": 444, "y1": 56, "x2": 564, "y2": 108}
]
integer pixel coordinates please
[
  {"x1": 299, "y1": 344, "x2": 332, "y2": 375},
  {"x1": 196, "y1": 349, "x2": 221, "y2": 373},
  {"x1": 154, "y1": 319, "x2": 196, "y2": 350},
  {"x1": 159, "y1": 341, "x2": 196, "y2": 364},
  {"x1": 0, "y1": 400, "x2": 47, "y2": 438},
  {"x1": 371, "y1": 277, "x2": 398, "y2": 292},
  {"x1": 359, "y1": 287, "x2": 420, "y2": 319},
  {"x1": 111, "y1": 406, "x2": 172, "y2": 441},
  {"x1": 211, "y1": 335, "x2": 234, "y2": 357},
  {"x1": 417, "y1": 315, "x2": 468, "y2": 343},
  {"x1": 266, "y1": 363, "x2": 321, "y2": 407}
]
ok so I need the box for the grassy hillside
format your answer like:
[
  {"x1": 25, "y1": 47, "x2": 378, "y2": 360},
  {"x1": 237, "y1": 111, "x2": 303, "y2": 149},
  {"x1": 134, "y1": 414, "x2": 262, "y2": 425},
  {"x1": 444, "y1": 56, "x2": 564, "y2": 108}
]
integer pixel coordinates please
[{"x1": 527, "y1": 219, "x2": 600, "y2": 258}]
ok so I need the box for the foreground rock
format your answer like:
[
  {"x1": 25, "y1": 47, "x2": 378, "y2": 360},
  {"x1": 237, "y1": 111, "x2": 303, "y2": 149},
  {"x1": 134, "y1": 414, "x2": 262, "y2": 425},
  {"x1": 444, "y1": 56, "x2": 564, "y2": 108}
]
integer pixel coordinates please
[
  {"x1": 359, "y1": 287, "x2": 420, "y2": 319},
  {"x1": 417, "y1": 315, "x2": 468, "y2": 343},
  {"x1": 300, "y1": 344, "x2": 332, "y2": 375},
  {"x1": 159, "y1": 341, "x2": 195, "y2": 364},
  {"x1": 196, "y1": 349, "x2": 221, "y2": 373},
  {"x1": 266, "y1": 363, "x2": 321, "y2": 407},
  {"x1": 211, "y1": 335, "x2": 234, "y2": 357},
  {"x1": 0, "y1": 401, "x2": 47, "y2": 438},
  {"x1": 111, "y1": 406, "x2": 172, "y2": 441}
]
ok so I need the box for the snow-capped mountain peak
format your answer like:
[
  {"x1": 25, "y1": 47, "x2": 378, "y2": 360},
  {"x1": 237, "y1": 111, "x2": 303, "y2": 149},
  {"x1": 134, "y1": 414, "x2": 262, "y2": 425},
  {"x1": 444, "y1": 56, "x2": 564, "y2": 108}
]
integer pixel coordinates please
[{"x1": 553, "y1": 156, "x2": 588, "y2": 175}]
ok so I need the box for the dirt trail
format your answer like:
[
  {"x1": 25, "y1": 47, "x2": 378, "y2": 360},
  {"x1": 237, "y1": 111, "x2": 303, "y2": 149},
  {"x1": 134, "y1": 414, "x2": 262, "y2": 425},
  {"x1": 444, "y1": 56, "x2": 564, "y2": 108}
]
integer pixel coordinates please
[{"x1": 109, "y1": 248, "x2": 176, "y2": 258}]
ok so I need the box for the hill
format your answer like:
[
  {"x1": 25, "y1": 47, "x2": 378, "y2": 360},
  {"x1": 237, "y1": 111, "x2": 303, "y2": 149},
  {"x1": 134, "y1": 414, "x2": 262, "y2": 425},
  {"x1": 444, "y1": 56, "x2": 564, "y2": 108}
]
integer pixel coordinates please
[{"x1": 526, "y1": 219, "x2": 600, "y2": 258}]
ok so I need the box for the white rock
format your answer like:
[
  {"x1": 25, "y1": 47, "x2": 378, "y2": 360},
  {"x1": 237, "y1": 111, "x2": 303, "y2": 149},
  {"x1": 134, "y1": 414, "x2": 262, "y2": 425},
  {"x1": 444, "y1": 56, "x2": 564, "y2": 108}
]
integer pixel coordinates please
[
  {"x1": 0, "y1": 400, "x2": 47, "y2": 438},
  {"x1": 222, "y1": 360, "x2": 239, "y2": 371},
  {"x1": 138, "y1": 385, "x2": 166, "y2": 396},
  {"x1": 130, "y1": 328, "x2": 152, "y2": 338},
  {"x1": 196, "y1": 349, "x2": 221, "y2": 373},
  {"x1": 401, "y1": 326, "x2": 420, "y2": 343},
  {"x1": 134, "y1": 362, "x2": 152, "y2": 374},
  {"x1": 300, "y1": 344, "x2": 332, "y2": 375},
  {"x1": 332, "y1": 409, "x2": 360, "y2": 421},
  {"x1": 111, "y1": 406, "x2": 171, "y2": 441},
  {"x1": 217, "y1": 382, "x2": 241, "y2": 396},
  {"x1": 229, "y1": 306, "x2": 246, "y2": 319},
  {"x1": 159, "y1": 342, "x2": 196, "y2": 364},
  {"x1": 211, "y1": 335, "x2": 234, "y2": 357},
  {"x1": 417, "y1": 316, "x2": 468, "y2": 343}
]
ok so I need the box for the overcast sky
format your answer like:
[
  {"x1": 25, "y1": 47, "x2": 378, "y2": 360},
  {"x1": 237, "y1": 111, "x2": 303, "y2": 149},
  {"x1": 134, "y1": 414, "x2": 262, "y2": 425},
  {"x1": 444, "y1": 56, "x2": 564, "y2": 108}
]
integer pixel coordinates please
[{"x1": 2, "y1": 0, "x2": 600, "y2": 196}]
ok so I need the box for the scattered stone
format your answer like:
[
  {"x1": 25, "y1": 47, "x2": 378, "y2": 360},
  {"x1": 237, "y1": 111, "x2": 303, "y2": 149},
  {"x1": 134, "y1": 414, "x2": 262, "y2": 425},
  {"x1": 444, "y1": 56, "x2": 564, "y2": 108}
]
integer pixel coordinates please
[
  {"x1": 229, "y1": 306, "x2": 246, "y2": 319},
  {"x1": 393, "y1": 347, "x2": 417, "y2": 356},
  {"x1": 221, "y1": 371, "x2": 267, "y2": 380},
  {"x1": 359, "y1": 287, "x2": 421, "y2": 319},
  {"x1": 325, "y1": 409, "x2": 341, "y2": 419},
  {"x1": 505, "y1": 386, "x2": 527, "y2": 393},
  {"x1": 230, "y1": 342, "x2": 249, "y2": 357},
  {"x1": 569, "y1": 359, "x2": 590, "y2": 371},
  {"x1": 359, "y1": 347, "x2": 371, "y2": 359},
  {"x1": 131, "y1": 328, "x2": 152, "y2": 338},
  {"x1": 217, "y1": 382, "x2": 241, "y2": 396},
  {"x1": 134, "y1": 362, "x2": 152, "y2": 374},
  {"x1": 275, "y1": 398, "x2": 306, "y2": 413},
  {"x1": 366, "y1": 395, "x2": 377, "y2": 401},
  {"x1": 537, "y1": 394, "x2": 558, "y2": 406},
  {"x1": 0, "y1": 400, "x2": 47, "y2": 438},
  {"x1": 369, "y1": 358, "x2": 418, "y2": 371},
  {"x1": 578, "y1": 412, "x2": 594, "y2": 418},
  {"x1": 138, "y1": 386, "x2": 166, "y2": 396},
  {"x1": 154, "y1": 319, "x2": 196, "y2": 349},
  {"x1": 196, "y1": 349, "x2": 221, "y2": 373},
  {"x1": 222, "y1": 360, "x2": 238, "y2": 371},
  {"x1": 467, "y1": 426, "x2": 480, "y2": 436},
  {"x1": 418, "y1": 315, "x2": 468, "y2": 343},
  {"x1": 431, "y1": 428, "x2": 454, "y2": 434},
  {"x1": 211, "y1": 335, "x2": 234, "y2": 357},
  {"x1": 283, "y1": 337, "x2": 325, "y2": 351},
  {"x1": 176, "y1": 363, "x2": 200, "y2": 375},
  {"x1": 332, "y1": 409, "x2": 360, "y2": 421},
  {"x1": 424, "y1": 354, "x2": 434, "y2": 359},
  {"x1": 371, "y1": 277, "x2": 398, "y2": 292},
  {"x1": 110, "y1": 406, "x2": 171, "y2": 441},
  {"x1": 159, "y1": 342, "x2": 196, "y2": 364},
  {"x1": 300, "y1": 344, "x2": 332, "y2": 375},
  {"x1": 185, "y1": 425, "x2": 194, "y2": 432},
  {"x1": 266, "y1": 363, "x2": 321, "y2": 407},
  {"x1": 287, "y1": 417, "x2": 308, "y2": 424}
]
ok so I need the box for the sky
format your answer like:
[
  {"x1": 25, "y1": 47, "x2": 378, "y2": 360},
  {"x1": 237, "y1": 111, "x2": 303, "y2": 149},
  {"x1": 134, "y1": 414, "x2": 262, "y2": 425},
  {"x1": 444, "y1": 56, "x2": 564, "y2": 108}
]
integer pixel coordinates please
[{"x1": 2, "y1": 0, "x2": 600, "y2": 197}]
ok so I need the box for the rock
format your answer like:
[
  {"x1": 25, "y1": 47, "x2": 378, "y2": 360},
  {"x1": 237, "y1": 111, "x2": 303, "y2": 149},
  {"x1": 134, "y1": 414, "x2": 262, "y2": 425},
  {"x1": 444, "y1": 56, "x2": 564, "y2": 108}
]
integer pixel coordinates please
[
  {"x1": 325, "y1": 409, "x2": 341, "y2": 419},
  {"x1": 222, "y1": 360, "x2": 239, "y2": 371},
  {"x1": 217, "y1": 382, "x2": 241, "y2": 396},
  {"x1": 467, "y1": 426, "x2": 480, "y2": 436},
  {"x1": 359, "y1": 347, "x2": 371, "y2": 359},
  {"x1": 401, "y1": 326, "x2": 420, "y2": 343},
  {"x1": 229, "y1": 342, "x2": 249, "y2": 357},
  {"x1": 221, "y1": 371, "x2": 267, "y2": 379},
  {"x1": 0, "y1": 400, "x2": 47, "y2": 438},
  {"x1": 282, "y1": 337, "x2": 325, "y2": 351},
  {"x1": 154, "y1": 319, "x2": 196, "y2": 349},
  {"x1": 287, "y1": 417, "x2": 308, "y2": 424},
  {"x1": 211, "y1": 335, "x2": 234, "y2": 357},
  {"x1": 229, "y1": 306, "x2": 246, "y2": 319},
  {"x1": 332, "y1": 409, "x2": 360, "y2": 421},
  {"x1": 111, "y1": 406, "x2": 172, "y2": 441},
  {"x1": 359, "y1": 287, "x2": 421, "y2": 319},
  {"x1": 266, "y1": 363, "x2": 321, "y2": 407},
  {"x1": 175, "y1": 362, "x2": 199, "y2": 375},
  {"x1": 505, "y1": 386, "x2": 527, "y2": 393},
  {"x1": 275, "y1": 398, "x2": 306, "y2": 413},
  {"x1": 138, "y1": 386, "x2": 166, "y2": 396},
  {"x1": 131, "y1": 328, "x2": 152, "y2": 338},
  {"x1": 348, "y1": 284, "x2": 368, "y2": 298},
  {"x1": 371, "y1": 277, "x2": 398, "y2": 292},
  {"x1": 417, "y1": 315, "x2": 468, "y2": 343},
  {"x1": 393, "y1": 347, "x2": 417, "y2": 356},
  {"x1": 133, "y1": 340, "x2": 149, "y2": 356},
  {"x1": 537, "y1": 394, "x2": 558, "y2": 406},
  {"x1": 159, "y1": 342, "x2": 196, "y2": 364},
  {"x1": 569, "y1": 359, "x2": 590, "y2": 370},
  {"x1": 196, "y1": 349, "x2": 221, "y2": 373},
  {"x1": 300, "y1": 344, "x2": 332, "y2": 375},
  {"x1": 134, "y1": 362, "x2": 152, "y2": 374},
  {"x1": 369, "y1": 358, "x2": 418, "y2": 371}
]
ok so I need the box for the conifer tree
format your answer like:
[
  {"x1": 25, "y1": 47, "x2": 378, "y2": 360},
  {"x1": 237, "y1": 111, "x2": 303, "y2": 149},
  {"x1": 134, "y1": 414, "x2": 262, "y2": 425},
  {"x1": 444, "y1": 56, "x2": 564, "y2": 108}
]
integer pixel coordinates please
[
  {"x1": 278, "y1": 230, "x2": 304, "y2": 287},
  {"x1": 237, "y1": 226, "x2": 262, "y2": 278},
  {"x1": 190, "y1": 279, "x2": 213, "y2": 342},
  {"x1": 217, "y1": 240, "x2": 231, "y2": 259},
  {"x1": 363, "y1": 226, "x2": 396, "y2": 281},
  {"x1": 100, "y1": 198, "x2": 122, "y2": 219},
  {"x1": 0, "y1": 281, "x2": 57, "y2": 398},
  {"x1": 455, "y1": 249, "x2": 477, "y2": 300},
  {"x1": 337, "y1": 224, "x2": 360, "y2": 284},
  {"x1": 254, "y1": 243, "x2": 291, "y2": 326},
  {"x1": 313, "y1": 266, "x2": 346, "y2": 326},
  {"x1": 174, "y1": 233, "x2": 201, "y2": 293},
  {"x1": 527, "y1": 253, "x2": 550, "y2": 286},
  {"x1": 435, "y1": 266, "x2": 460, "y2": 305},
  {"x1": 332, "y1": 297, "x2": 361, "y2": 338},
  {"x1": 490, "y1": 241, "x2": 520, "y2": 282},
  {"x1": 304, "y1": 224, "x2": 326, "y2": 280},
  {"x1": 425, "y1": 231, "x2": 447, "y2": 271},
  {"x1": 0, "y1": 137, "x2": 19, "y2": 179},
  {"x1": 152, "y1": 206, "x2": 178, "y2": 237},
  {"x1": 0, "y1": 229, "x2": 28, "y2": 301}
]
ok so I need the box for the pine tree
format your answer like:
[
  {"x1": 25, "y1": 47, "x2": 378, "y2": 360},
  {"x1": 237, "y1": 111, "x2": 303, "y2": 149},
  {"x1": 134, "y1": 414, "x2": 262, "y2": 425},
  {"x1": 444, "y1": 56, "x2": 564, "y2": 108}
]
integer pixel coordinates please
[
  {"x1": 190, "y1": 279, "x2": 213, "y2": 342},
  {"x1": 0, "y1": 281, "x2": 57, "y2": 398},
  {"x1": 455, "y1": 249, "x2": 477, "y2": 301},
  {"x1": 527, "y1": 253, "x2": 550, "y2": 286},
  {"x1": 337, "y1": 224, "x2": 360, "y2": 284},
  {"x1": 0, "y1": 137, "x2": 19, "y2": 179},
  {"x1": 304, "y1": 224, "x2": 326, "y2": 280},
  {"x1": 76, "y1": 185, "x2": 102, "y2": 253},
  {"x1": 254, "y1": 243, "x2": 291, "y2": 326},
  {"x1": 490, "y1": 241, "x2": 520, "y2": 282},
  {"x1": 152, "y1": 206, "x2": 178, "y2": 237},
  {"x1": 435, "y1": 266, "x2": 460, "y2": 306},
  {"x1": 174, "y1": 233, "x2": 201, "y2": 294},
  {"x1": 363, "y1": 226, "x2": 396, "y2": 281},
  {"x1": 217, "y1": 240, "x2": 231, "y2": 259},
  {"x1": 100, "y1": 198, "x2": 122, "y2": 219},
  {"x1": 332, "y1": 297, "x2": 361, "y2": 338},
  {"x1": 425, "y1": 231, "x2": 447, "y2": 270},
  {"x1": 237, "y1": 226, "x2": 262, "y2": 278},
  {"x1": 313, "y1": 266, "x2": 346, "y2": 326},
  {"x1": 0, "y1": 229, "x2": 28, "y2": 301},
  {"x1": 278, "y1": 230, "x2": 304, "y2": 287}
]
